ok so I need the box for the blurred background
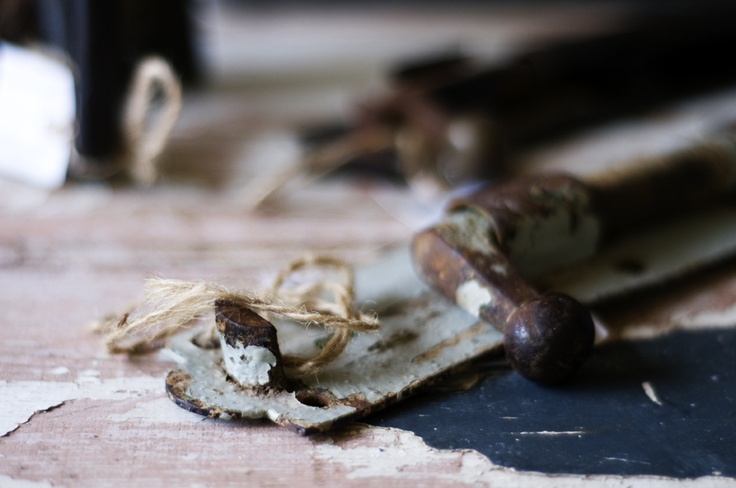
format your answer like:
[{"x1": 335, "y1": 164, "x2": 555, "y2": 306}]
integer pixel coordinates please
[{"x1": 3, "y1": 0, "x2": 736, "y2": 195}]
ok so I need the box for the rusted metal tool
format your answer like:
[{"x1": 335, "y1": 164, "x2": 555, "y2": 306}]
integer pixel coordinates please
[
  {"x1": 163, "y1": 126, "x2": 736, "y2": 432},
  {"x1": 412, "y1": 129, "x2": 736, "y2": 383},
  {"x1": 299, "y1": 6, "x2": 736, "y2": 190}
]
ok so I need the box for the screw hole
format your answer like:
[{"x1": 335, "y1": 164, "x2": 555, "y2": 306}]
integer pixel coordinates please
[{"x1": 295, "y1": 389, "x2": 333, "y2": 408}]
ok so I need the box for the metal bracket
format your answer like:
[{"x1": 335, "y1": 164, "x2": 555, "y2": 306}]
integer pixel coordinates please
[
  {"x1": 164, "y1": 201, "x2": 736, "y2": 433},
  {"x1": 165, "y1": 247, "x2": 503, "y2": 435}
]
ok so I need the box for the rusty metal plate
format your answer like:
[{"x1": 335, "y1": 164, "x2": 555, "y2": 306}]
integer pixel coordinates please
[
  {"x1": 165, "y1": 247, "x2": 504, "y2": 435},
  {"x1": 164, "y1": 202, "x2": 736, "y2": 434},
  {"x1": 541, "y1": 205, "x2": 736, "y2": 303}
]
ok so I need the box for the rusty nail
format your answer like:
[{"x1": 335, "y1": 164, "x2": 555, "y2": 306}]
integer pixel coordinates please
[{"x1": 215, "y1": 299, "x2": 287, "y2": 389}]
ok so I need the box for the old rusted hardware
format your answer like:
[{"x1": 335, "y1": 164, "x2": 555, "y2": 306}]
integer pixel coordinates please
[
  {"x1": 164, "y1": 128, "x2": 736, "y2": 431},
  {"x1": 214, "y1": 299, "x2": 289, "y2": 390},
  {"x1": 165, "y1": 248, "x2": 506, "y2": 434},
  {"x1": 164, "y1": 181, "x2": 736, "y2": 434},
  {"x1": 304, "y1": 6, "x2": 736, "y2": 188},
  {"x1": 413, "y1": 131, "x2": 736, "y2": 383},
  {"x1": 412, "y1": 176, "x2": 597, "y2": 384}
]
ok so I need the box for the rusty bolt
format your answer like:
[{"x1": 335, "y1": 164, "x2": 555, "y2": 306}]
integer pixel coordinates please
[
  {"x1": 503, "y1": 291, "x2": 594, "y2": 383},
  {"x1": 215, "y1": 299, "x2": 287, "y2": 389}
]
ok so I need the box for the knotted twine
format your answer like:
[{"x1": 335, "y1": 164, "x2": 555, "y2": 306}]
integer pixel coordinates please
[{"x1": 96, "y1": 256, "x2": 380, "y2": 375}]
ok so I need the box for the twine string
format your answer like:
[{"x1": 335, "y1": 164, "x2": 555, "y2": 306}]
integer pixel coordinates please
[
  {"x1": 271, "y1": 256, "x2": 366, "y2": 373},
  {"x1": 96, "y1": 256, "x2": 379, "y2": 374},
  {"x1": 123, "y1": 57, "x2": 183, "y2": 185}
]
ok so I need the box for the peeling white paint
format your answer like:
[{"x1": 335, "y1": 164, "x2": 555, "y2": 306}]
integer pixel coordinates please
[
  {"x1": 158, "y1": 347, "x2": 188, "y2": 365},
  {"x1": 106, "y1": 397, "x2": 203, "y2": 424},
  {"x1": 0, "y1": 376, "x2": 160, "y2": 436},
  {"x1": 455, "y1": 279, "x2": 493, "y2": 318},
  {"x1": 604, "y1": 457, "x2": 652, "y2": 465},
  {"x1": 0, "y1": 475, "x2": 54, "y2": 487},
  {"x1": 48, "y1": 367, "x2": 70, "y2": 376},
  {"x1": 316, "y1": 425, "x2": 735, "y2": 487},
  {"x1": 508, "y1": 204, "x2": 600, "y2": 279},
  {"x1": 315, "y1": 426, "x2": 496, "y2": 484},
  {"x1": 642, "y1": 381, "x2": 663, "y2": 406},
  {"x1": 516, "y1": 430, "x2": 586, "y2": 436},
  {"x1": 76, "y1": 369, "x2": 102, "y2": 384},
  {"x1": 219, "y1": 339, "x2": 277, "y2": 387},
  {"x1": 267, "y1": 408, "x2": 282, "y2": 421},
  {"x1": 443, "y1": 210, "x2": 496, "y2": 254}
]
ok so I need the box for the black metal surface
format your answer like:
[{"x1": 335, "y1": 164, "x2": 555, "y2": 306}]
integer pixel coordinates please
[{"x1": 368, "y1": 328, "x2": 736, "y2": 478}]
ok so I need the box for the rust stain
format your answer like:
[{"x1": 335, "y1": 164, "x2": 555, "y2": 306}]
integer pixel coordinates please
[
  {"x1": 166, "y1": 369, "x2": 227, "y2": 419},
  {"x1": 367, "y1": 329, "x2": 419, "y2": 353},
  {"x1": 294, "y1": 388, "x2": 372, "y2": 411},
  {"x1": 340, "y1": 392, "x2": 372, "y2": 411},
  {"x1": 412, "y1": 322, "x2": 490, "y2": 364},
  {"x1": 373, "y1": 295, "x2": 433, "y2": 318}
]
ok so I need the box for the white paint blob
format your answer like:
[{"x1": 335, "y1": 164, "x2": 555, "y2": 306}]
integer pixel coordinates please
[
  {"x1": 455, "y1": 280, "x2": 493, "y2": 318},
  {"x1": 220, "y1": 339, "x2": 278, "y2": 387}
]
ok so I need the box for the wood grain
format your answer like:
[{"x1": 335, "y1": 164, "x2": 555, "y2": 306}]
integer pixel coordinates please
[{"x1": 3, "y1": 5, "x2": 736, "y2": 486}]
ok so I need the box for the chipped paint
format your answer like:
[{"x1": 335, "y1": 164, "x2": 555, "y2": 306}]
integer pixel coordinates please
[
  {"x1": 516, "y1": 430, "x2": 586, "y2": 436},
  {"x1": 76, "y1": 369, "x2": 102, "y2": 384},
  {"x1": 508, "y1": 203, "x2": 600, "y2": 279},
  {"x1": 442, "y1": 210, "x2": 496, "y2": 254},
  {"x1": 106, "y1": 397, "x2": 204, "y2": 424},
  {"x1": 412, "y1": 322, "x2": 493, "y2": 364},
  {"x1": 0, "y1": 376, "x2": 160, "y2": 436},
  {"x1": 0, "y1": 475, "x2": 54, "y2": 487},
  {"x1": 317, "y1": 424, "x2": 735, "y2": 487},
  {"x1": 455, "y1": 279, "x2": 493, "y2": 317},
  {"x1": 220, "y1": 340, "x2": 277, "y2": 387},
  {"x1": 314, "y1": 425, "x2": 497, "y2": 484},
  {"x1": 642, "y1": 381, "x2": 663, "y2": 406}
]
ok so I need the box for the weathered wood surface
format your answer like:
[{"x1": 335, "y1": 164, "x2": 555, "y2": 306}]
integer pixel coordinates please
[{"x1": 3, "y1": 5, "x2": 736, "y2": 487}]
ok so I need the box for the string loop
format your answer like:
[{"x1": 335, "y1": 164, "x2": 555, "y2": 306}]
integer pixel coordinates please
[{"x1": 95, "y1": 256, "x2": 379, "y2": 375}]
